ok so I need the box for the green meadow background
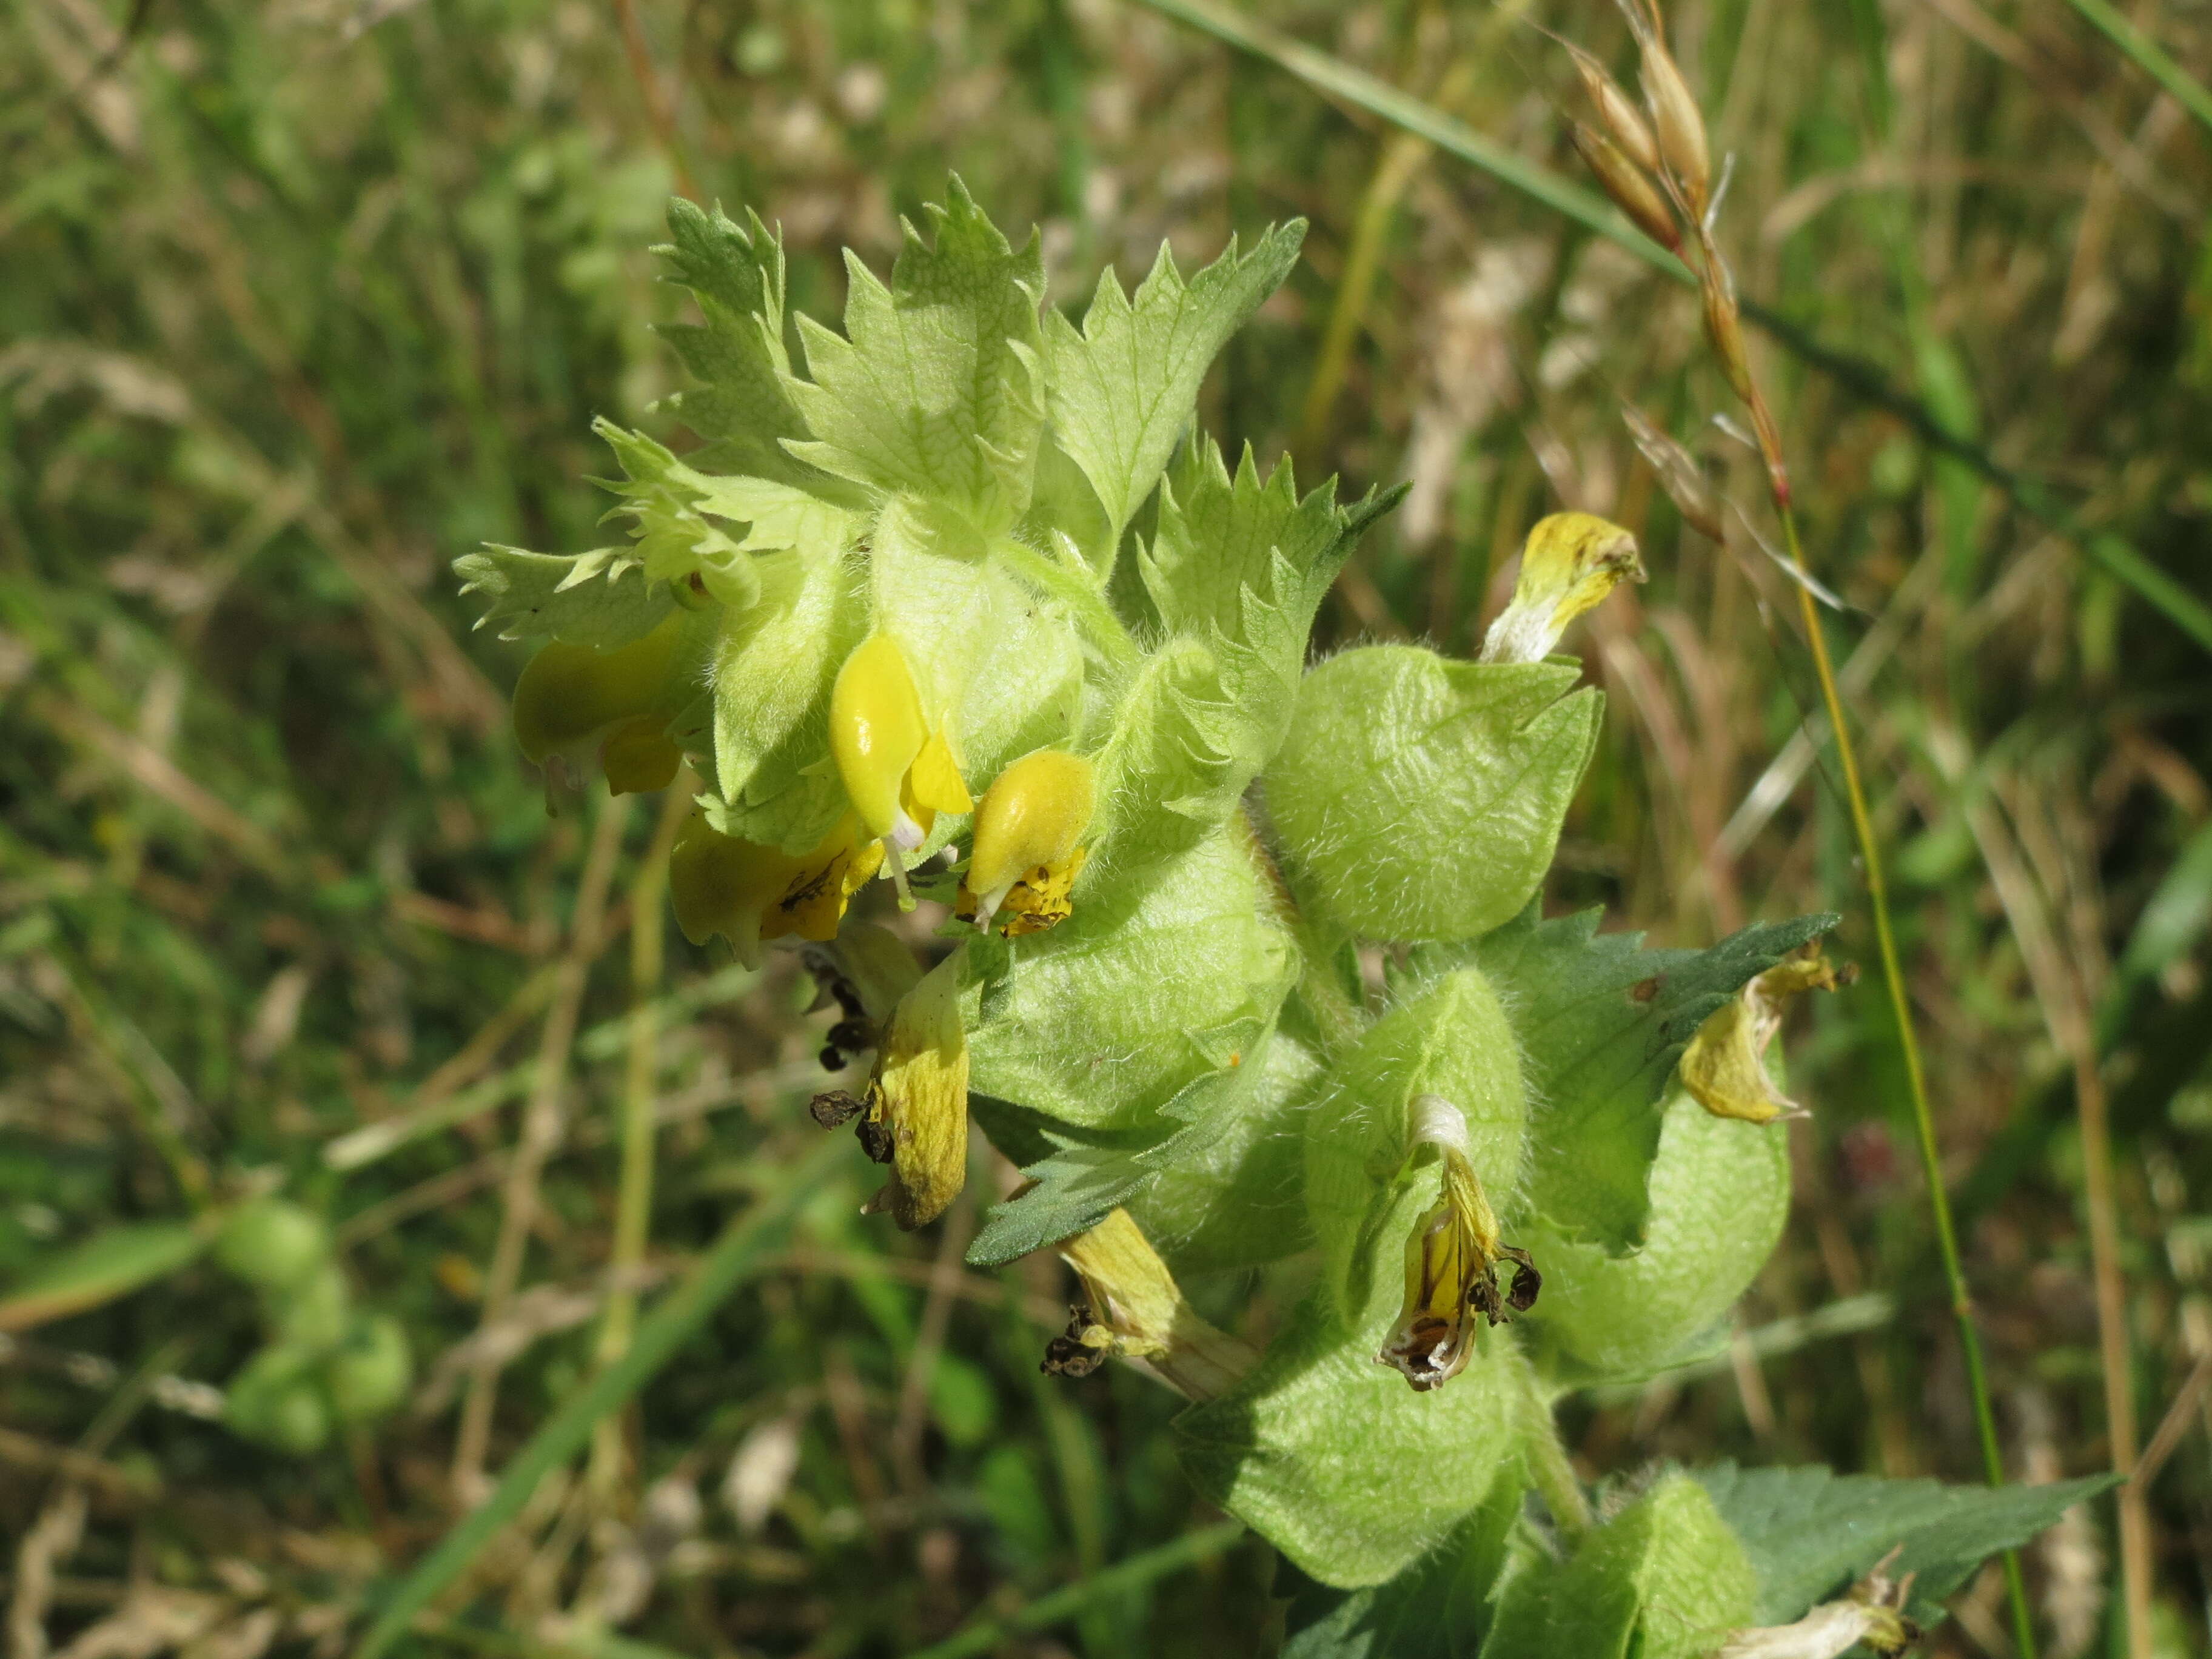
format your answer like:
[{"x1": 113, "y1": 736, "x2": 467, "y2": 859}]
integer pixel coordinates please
[{"x1": 6, "y1": 0, "x2": 2212, "y2": 1652}]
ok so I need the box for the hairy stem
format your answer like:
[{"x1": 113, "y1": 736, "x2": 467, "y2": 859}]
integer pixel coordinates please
[{"x1": 1520, "y1": 1363, "x2": 1591, "y2": 1545}]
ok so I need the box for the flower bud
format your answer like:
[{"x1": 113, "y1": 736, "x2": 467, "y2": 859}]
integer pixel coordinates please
[
  {"x1": 957, "y1": 749, "x2": 1096, "y2": 934},
  {"x1": 1478, "y1": 512, "x2": 1644, "y2": 665},
  {"x1": 1570, "y1": 124, "x2": 1680, "y2": 254},
  {"x1": 1377, "y1": 1095, "x2": 1538, "y2": 1392},
  {"x1": 854, "y1": 949, "x2": 970, "y2": 1230},
  {"x1": 830, "y1": 635, "x2": 973, "y2": 860},
  {"x1": 1638, "y1": 36, "x2": 1711, "y2": 220},
  {"x1": 1680, "y1": 952, "x2": 1843, "y2": 1124},
  {"x1": 512, "y1": 618, "x2": 686, "y2": 794},
  {"x1": 668, "y1": 813, "x2": 884, "y2": 965},
  {"x1": 1044, "y1": 1207, "x2": 1258, "y2": 1401}
]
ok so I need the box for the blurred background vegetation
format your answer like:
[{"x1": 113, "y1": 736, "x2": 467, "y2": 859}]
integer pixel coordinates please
[{"x1": 5, "y1": 0, "x2": 2212, "y2": 1653}]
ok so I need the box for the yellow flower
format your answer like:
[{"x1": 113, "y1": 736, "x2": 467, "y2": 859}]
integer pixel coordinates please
[
  {"x1": 512, "y1": 619, "x2": 686, "y2": 795},
  {"x1": 1478, "y1": 512, "x2": 1644, "y2": 665},
  {"x1": 828, "y1": 635, "x2": 972, "y2": 877},
  {"x1": 1043, "y1": 1207, "x2": 1258, "y2": 1401},
  {"x1": 1377, "y1": 1094, "x2": 1538, "y2": 1392},
  {"x1": 956, "y1": 749, "x2": 1096, "y2": 935},
  {"x1": 668, "y1": 813, "x2": 885, "y2": 965},
  {"x1": 842, "y1": 948, "x2": 970, "y2": 1230},
  {"x1": 1679, "y1": 951, "x2": 1843, "y2": 1125}
]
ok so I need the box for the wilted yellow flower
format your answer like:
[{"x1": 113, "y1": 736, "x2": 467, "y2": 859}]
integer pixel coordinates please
[
  {"x1": 1044, "y1": 1207, "x2": 1258, "y2": 1401},
  {"x1": 1717, "y1": 1549, "x2": 1918, "y2": 1658},
  {"x1": 1478, "y1": 513, "x2": 1644, "y2": 665},
  {"x1": 668, "y1": 813, "x2": 884, "y2": 965},
  {"x1": 1378, "y1": 1094, "x2": 1538, "y2": 1392},
  {"x1": 1680, "y1": 952, "x2": 1843, "y2": 1125},
  {"x1": 828, "y1": 635, "x2": 972, "y2": 875},
  {"x1": 957, "y1": 749, "x2": 1096, "y2": 935},
  {"x1": 512, "y1": 619, "x2": 686, "y2": 795},
  {"x1": 851, "y1": 948, "x2": 970, "y2": 1230}
]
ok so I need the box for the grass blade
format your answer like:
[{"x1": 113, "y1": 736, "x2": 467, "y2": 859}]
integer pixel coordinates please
[
  {"x1": 2060, "y1": 0, "x2": 2212, "y2": 135},
  {"x1": 902, "y1": 1520, "x2": 1245, "y2": 1659},
  {"x1": 353, "y1": 1135, "x2": 845, "y2": 1659}
]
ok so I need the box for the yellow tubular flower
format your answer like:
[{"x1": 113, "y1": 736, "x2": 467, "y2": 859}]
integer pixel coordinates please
[
  {"x1": 512, "y1": 620, "x2": 686, "y2": 795},
  {"x1": 956, "y1": 749, "x2": 1096, "y2": 935},
  {"x1": 1680, "y1": 952, "x2": 1843, "y2": 1124},
  {"x1": 829, "y1": 635, "x2": 973, "y2": 859},
  {"x1": 1045, "y1": 1207, "x2": 1259, "y2": 1401},
  {"x1": 851, "y1": 948, "x2": 970, "y2": 1230},
  {"x1": 668, "y1": 814, "x2": 885, "y2": 967},
  {"x1": 1377, "y1": 1094, "x2": 1539, "y2": 1392},
  {"x1": 1477, "y1": 512, "x2": 1645, "y2": 666}
]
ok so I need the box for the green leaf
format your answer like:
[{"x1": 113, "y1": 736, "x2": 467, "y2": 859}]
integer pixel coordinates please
[
  {"x1": 1525, "y1": 1473, "x2": 1759, "y2": 1659},
  {"x1": 652, "y1": 198, "x2": 815, "y2": 480},
  {"x1": 1523, "y1": 1086, "x2": 1791, "y2": 1384},
  {"x1": 452, "y1": 546, "x2": 672, "y2": 648},
  {"x1": 1176, "y1": 1289, "x2": 1528, "y2": 1588},
  {"x1": 1278, "y1": 1478, "x2": 1522, "y2": 1659},
  {"x1": 1263, "y1": 648, "x2": 1601, "y2": 943},
  {"x1": 0, "y1": 1221, "x2": 207, "y2": 1332},
  {"x1": 783, "y1": 178, "x2": 1045, "y2": 531},
  {"x1": 1044, "y1": 222, "x2": 1305, "y2": 546},
  {"x1": 1439, "y1": 905, "x2": 1837, "y2": 1250},
  {"x1": 1692, "y1": 1462, "x2": 2119, "y2": 1626}
]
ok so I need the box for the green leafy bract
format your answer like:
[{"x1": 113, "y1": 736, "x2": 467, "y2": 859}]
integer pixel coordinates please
[
  {"x1": 1277, "y1": 1476, "x2": 1523, "y2": 1658},
  {"x1": 1481, "y1": 1473, "x2": 1757, "y2": 1659},
  {"x1": 964, "y1": 822, "x2": 1296, "y2": 1265},
  {"x1": 783, "y1": 179, "x2": 1045, "y2": 532},
  {"x1": 652, "y1": 198, "x2": 813, "y2": 480},
  {"x1": 1524, "y1": 1085, "x2": 1791, "y2": 1383},
  {"x1": 1176, "y1": 1299, "x2": 1527, "y2": 1589},
  {"x1": 452, "y1": 546, "x2": 670, "y2": 648},
  {"x1": 1092, "y1": 446, "x2": 1400, "y2": 878},
  {"x1": 1264, "y1": 647, "x2": 1601, "y2": 942},
  {"x1": 1044, "y1": 222, "x2": 1305, "y2": 550}
]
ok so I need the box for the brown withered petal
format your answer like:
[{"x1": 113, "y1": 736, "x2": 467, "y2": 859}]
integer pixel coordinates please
[{"x1": 808, "y1": 1090, "x2": 866, "y2": 1130}]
